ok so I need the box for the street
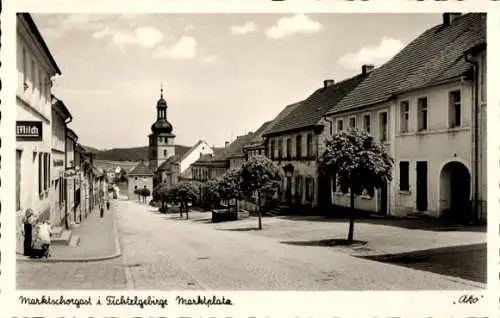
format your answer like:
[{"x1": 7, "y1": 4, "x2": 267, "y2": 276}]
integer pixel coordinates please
[{"x1": 17, "y1": 199, "x2": 484, "y2": 290}]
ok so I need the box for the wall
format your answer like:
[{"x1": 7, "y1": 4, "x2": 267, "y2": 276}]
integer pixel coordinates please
[
  {"x1": 477, "y1": 50, "x2": 487, "y2": 220},
  {"x1": 16, "y1": 17, "x2": 55, "y2": 249},
  {"x1": 51, "y1": 111, "x2": 66, "y2": 226},
  {"x1": 180, "y1": 141, "x2": 213, "y2": 173},
  {"x1": 324, "y1": 102, "x2": 392, "y2": 213},
  {"x1": 128, "y1": 175, "x2": 153, "y2": 200},
  {"x1": 393, "y1": 81, "x2": 473, "y2": 217},
  {"x1": 149, "y1": 134, "x2": 175, "y2": 170}
]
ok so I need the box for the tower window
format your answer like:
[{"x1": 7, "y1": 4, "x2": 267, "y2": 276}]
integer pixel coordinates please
[{"x1": 164, "y1": 150, "x2": 167, "y2": 157}]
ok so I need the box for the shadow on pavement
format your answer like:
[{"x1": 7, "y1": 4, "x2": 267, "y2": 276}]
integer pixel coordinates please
[
  {"x1": 278, "y1": 215, "x2": 486, "y2": 233},
  {"x1": 281, "y1": 239, "x2": 368, "y2": 247},
  {"x1": 361, "y1": 243, "x2": 487, "y2": 284},
  {"x1": 220, "y1": 227, "x2": 262, "y2": 232}
]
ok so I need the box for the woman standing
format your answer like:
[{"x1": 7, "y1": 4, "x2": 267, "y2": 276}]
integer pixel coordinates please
[{"x1": 22, "y1": 209, "x2": 34, "y2": 256}]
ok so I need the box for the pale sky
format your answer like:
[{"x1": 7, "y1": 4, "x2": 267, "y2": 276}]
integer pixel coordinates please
[{"x1": 32, "y1": 13, "x2": 441, "y2": 149}]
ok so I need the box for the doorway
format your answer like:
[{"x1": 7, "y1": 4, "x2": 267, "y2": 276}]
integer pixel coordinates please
[{"x1": 416, "y1": 161, "x2": 428, "y2": 212}]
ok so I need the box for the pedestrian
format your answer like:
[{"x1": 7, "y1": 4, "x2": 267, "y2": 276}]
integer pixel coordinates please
[{"x1": 22, "y1": 209, "x2": 34, "y2": 256}]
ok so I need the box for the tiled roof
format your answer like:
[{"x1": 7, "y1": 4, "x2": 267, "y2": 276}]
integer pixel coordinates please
[
  {"x1": 243, "y1": 120, "x2": 273, "y2": 149},
  {"x1": 225, "y1": 133, "x2": 255, "y2": 158},
  {"x1": 264, "y1": 73, "x2": 369, "y2": 136},
  {"x1": 157, "y1": 154, "x2": 181, "y2": 171},
  {"x1": 330, "y1": 13, "x2": 486, "y2": 115},
  {"x1": 128, "y1": 161, "x2": 154, "y2": 176}
]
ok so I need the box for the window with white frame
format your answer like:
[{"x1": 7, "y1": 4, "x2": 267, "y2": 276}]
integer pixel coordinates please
[
  {"x1": 449, "y1": 90, "x2": 461, "y2": 128},
  {"x1": 337, "y1": 119, "x2": 343, "y2": 132},
  {"x1": 362, "y1": 114, "x2": 371, "y2": 133},
  {"x1": 400, "y1": 101, "x2": 409, "y2": 133},
  {"x1": 417, "y1": 97, "x2": 428, "y2": 131},
  {"x1": 379, "y1": 112, "x2": 388, "y2": 142},
  {"x1": 349, "y1": 117, "x2": 356, "y2": 130}
]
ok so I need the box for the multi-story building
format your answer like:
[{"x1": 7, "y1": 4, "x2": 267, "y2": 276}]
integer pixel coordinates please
[
  {"x1": 65, "y1": 128, "x2": 78, "y2": 225},
  {"x1": 325, "y1": 13, "x2": 486, "y2": 222},
  {"x1": 51, "y1": 95, "x2": 72, "y2": 228},
  {"x1": 263, "y1": 68, "x2": 371, "y2": 213},
  {"x1": 16, "y1": 13, "x2": 61, "y2": 246}
]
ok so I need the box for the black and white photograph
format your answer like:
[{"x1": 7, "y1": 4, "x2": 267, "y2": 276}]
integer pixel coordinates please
[{"x1": 13, "y1": 11, "x2": 488, "y2": 292}]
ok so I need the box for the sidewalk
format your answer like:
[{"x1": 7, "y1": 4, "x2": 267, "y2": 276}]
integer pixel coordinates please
[{"x1": 17, "y1": 201, "x2": 121, "y2": 262}]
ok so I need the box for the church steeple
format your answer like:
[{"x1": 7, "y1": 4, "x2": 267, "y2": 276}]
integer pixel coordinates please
[
  {"x1": 151, "y1": 84, "x2": 172, "y2": 134},
  {"x1": 148, "y1": 83, "x2": 176, "y2": 173}
]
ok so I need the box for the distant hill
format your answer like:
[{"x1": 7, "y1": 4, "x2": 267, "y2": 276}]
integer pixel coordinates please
[{"x1": 83, "y1": 145, "x2": 193, "y2": 162}]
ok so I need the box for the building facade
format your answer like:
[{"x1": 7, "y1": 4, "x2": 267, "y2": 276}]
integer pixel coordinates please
[
  {"x1": 325, "y1": 13, "x2": 486, "y2": 222},
  {"x1": 128, "y1": 162, "x2": 154, "y2": 200},
  {"x1": 65, "y1": 128, "x2": 78, "y2": 225},
  {"x1": 51, "y1": 96, "x2": 71, "y2": 227},
  {"x1": 263, "y1": 70, "x2": 371, "y2": 212},
  {"x1": 16, "y1": 13, "x2": 61, "y2": 247}
]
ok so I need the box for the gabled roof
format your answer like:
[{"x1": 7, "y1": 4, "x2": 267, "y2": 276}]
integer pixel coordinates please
[
  {"x1": 243, "y1": 120, "x2": 273, "y2": 149},
  {"x1": 128, "y1": 161, "x2": 154, "y2": 176},
  {"x1": 224, "y1": 133, "x2": 255, "y2": 158},
  {"x1": 264, "y1": 72, "x2": 369, "y2": 136},
  {"x1": 18, "y1": 13, "x2": 62, "y2": 75},
  {"x1": 157, "y1": 154, "x2": 181, "y2": 171},
  {"x1": 330, "y1": 13, "x2": 486, "y2": 115},
  {"x1": 179, "y1": 140, "x2": 210, "y2": 162}
]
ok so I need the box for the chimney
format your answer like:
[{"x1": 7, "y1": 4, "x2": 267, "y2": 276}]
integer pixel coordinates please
[
  {"x1": 225, "y1": 141, "x2": 229, "y2": 148},
  {"x1": 443, "y1": 13, "x2": 461, "y2": 26},
  {"x1": 323, "y1": 79, "x2": 335, "y2": 88},
  {"x1": 362, "y1": 64, "x2": 374, "y2": 75}
]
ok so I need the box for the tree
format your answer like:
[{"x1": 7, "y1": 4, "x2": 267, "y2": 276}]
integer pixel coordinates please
[
  {"x1": 217, "y1": 169, "x2": 243, "y2": 212},
  {"x1": 141, "y1": 187, "x2": 151, "y2": 203},
  {"x1": 153, "y1": 183, "x2": 170, "y2": 212},
  {"x1": 318, "y1": 129, "x2": 394, "y2": 242},
  {"x1": 239, "y1": 155, "x2": 282, "y2": 230},
  {"x1": 204, "y1": 179, "x2": 221, "y2": 208},
  {"x1": 167, "y1": 181, "x2": 199, "y2": 219}
]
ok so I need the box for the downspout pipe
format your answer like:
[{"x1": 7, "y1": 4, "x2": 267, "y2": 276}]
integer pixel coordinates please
[{"x1": 464, "y1": 53, "x2": 479, "y2": 223}]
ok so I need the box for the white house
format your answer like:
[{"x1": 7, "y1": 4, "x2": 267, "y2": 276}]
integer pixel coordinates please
[
  {"x1": 324, "y1": 13, "x2": 486, "y2": 223},
  {"x1": 16, "y1": 13, "x2": 62, "y2": 249}
]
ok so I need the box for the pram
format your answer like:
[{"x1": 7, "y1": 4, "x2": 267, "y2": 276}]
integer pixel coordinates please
[{"x1": 30, "y1": 222, "x2": 51, "y2": 258}]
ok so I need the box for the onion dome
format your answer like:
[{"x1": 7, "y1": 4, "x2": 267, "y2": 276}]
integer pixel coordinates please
[{"x1": 151, "y1": 119, "x2": 173, "y2": 134}]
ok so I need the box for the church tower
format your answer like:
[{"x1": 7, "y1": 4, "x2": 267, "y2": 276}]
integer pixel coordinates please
[{"x1": 148, "y1": 85, "x2": 176, "y2": 171}]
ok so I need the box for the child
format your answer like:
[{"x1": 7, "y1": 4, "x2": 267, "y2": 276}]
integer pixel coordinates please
[{"x1": 31, "y1": 221, "x2": 51, "y2": 258}]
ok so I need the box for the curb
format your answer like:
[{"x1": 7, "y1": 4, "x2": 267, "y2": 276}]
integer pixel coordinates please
[
  {"x1": 17, "y1": 207, "x2": 122, "y2": 263},
  {"x1": 354, "y1": 243, "x2": 485, "y2": 261}
]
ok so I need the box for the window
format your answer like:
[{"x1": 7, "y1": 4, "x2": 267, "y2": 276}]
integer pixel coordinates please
[
  {"x1": 363, "y1": 114, "x2": 371, "y2": 133},
  {"x1": 306, "y1": 134, "x2": 313, "y2": 158},
  {"x1": 164, "y1": 150, "x2": 167, "y2": 157},
  {"x1": 22, "y1": 48, "x2": 27, "y2": 87},
  {"x1": 337, "y1": 119, "x2": 343, "y2": 132},
  {"x1": 449, "y1": 90, "x2": 461, "y2": 128},
  {"x1": 349, "y1": 117, "x2": 356, "y2": 130},
  {"x1": 417, "y1": 97, "x2": 428, "y2": 131},
  {"x1": 400, "y1": 101, "x2": 409, "y2": 133},
  {"x1": 38, "y1": 153, "x2": 42, "y2": 194},
  {"x1": 295, "y1": 175, "x2": 303, "y2": 198},
  {"x1": 278, "y1": 139, "x2": 283, "y2": 159},
  {"x1": 379, "y1": 112, "x2": 388, "y2": 142},
  {"x1": 38, "y1": 70, "x2": 42, "y2": 98},
  {"x1": 31, "y1": 59, "x2": 35, "y2": 92},
  {"x1": 305, "y1": 177, "x2": 315, "y2": 201},
  {"x1": 399, "y1": 161, "x2": 410, "y2": 191},
  {"x1": 270, "y1": 140, "x2": 276, "y2": 160},
  {"x1": 296, "y1": 135, "x2": 302, "y2": 159},
  {"x1": 44, "y1": 153, "x2": 49, "y2": 191},
  {"x1": 16, "y1": 150, "x2": 22, "y2": 211},
  {"x1": 59, "y1": 178, "x2": 64, "y2": 205},
  {"x1": 286, "y1": 138, "x2": 292, "y2": 159}
]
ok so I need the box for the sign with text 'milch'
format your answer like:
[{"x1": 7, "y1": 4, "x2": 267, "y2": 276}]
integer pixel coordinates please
[{"x1": 16, "y1": 121, "x2": 43, "y2": 141}]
